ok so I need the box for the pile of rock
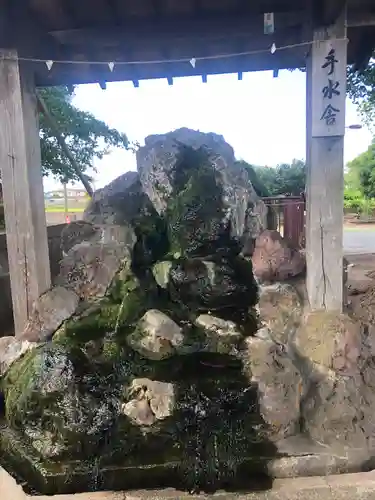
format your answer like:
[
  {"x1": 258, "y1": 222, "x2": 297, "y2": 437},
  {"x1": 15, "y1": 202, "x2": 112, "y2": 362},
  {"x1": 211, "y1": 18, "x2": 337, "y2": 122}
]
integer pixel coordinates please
[
  {"x1": 0, "y1": 128, "x2": 374, "y2": 496},
  {"x1": 0, "y1": 129, "x2": 268, "y2": 494}
]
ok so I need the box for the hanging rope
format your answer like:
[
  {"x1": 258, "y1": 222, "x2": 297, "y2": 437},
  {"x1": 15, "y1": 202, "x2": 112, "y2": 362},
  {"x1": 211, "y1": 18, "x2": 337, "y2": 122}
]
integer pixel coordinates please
[{"x1": 0, "y1": 37, "x2": 349, "y2": 71}]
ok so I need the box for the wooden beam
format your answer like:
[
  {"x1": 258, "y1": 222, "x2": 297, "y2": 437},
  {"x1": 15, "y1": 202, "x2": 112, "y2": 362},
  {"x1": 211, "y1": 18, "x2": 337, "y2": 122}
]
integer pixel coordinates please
[
  {"x1": 160, "y1": 47, "x2": 175, "y2": 87},
  {"x1": 49, "y1": 12, "x2": 304, "y2": 46},
  {"x1": 347, "y1": 12, "x2": 375, "y2": 27},
  {"x1": 60, "y1": 0, "x2": 80, "y2": 29},
  {"x1": 35, "y1": 46, "x2": 308, "y2": 86},
  {"x1": 0, "y1": 1, "x2": 9, "y2": 46},
  {"x1": 40, "y1": 14, "x2": 306, "y2": 86},
  {"x1": 192, "y1": 0, "x2": 204, "y2": 17},
  {"x1": 350, "y1": 29, "x2": 375, "y2": 72},
  {"x1": 0, "y1": 49, "x2": 51, "y2": 334},
  {"x1": 305, "y1": 6, "x2": 347, "y2": 311},
  {"x1": 151, "y1": 0, "x2": 163, "y2": 17},
  {"x1": 237, "y1": 0, "x2": 305, "y2": 15},
  {"x1": 5, "y1": 1, "x2": 63, "y2": 57},
  {"x1": 322, "y1": 0, "x2": 346, "y2": 27},
  {"x1": 106, "y1": 0, "x2": 122, "y2": 26},
  {"x1": 45, "y1": 8, "x2": 375, "y2": 46}
]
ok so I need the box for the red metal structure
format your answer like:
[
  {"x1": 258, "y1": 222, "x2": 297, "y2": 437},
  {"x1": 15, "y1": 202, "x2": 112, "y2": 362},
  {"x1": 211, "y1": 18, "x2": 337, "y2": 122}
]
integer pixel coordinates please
[{"x1": 262, "y1": 195, "x2": 306, "y2": 248}]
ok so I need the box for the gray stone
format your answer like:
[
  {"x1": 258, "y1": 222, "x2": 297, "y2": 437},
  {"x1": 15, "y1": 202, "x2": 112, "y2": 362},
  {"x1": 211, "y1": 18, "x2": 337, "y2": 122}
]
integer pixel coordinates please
[
  {"x1": 196, "y1": 314, "x2": 241, "y2": 339},
  {"x1": 136, "y1": 128, "x2": 267, "y2": 244},
  {"x1": 302, "y1": 367, "x2": 375, "y2": 450},
  {"x1": 60, "y1": 221, "x2": 99, "y2": 256},
  {"x1": 56, "y1": 242, "x2": 130, "y2": 301},
  {"x1": 252, "y1": 230, "x2": 305, "y2": 283},
  {"x1": 258, "y1": 283, "x2": 303, "y2": 345},
  {"x1": 21, "y1": 286, "x2": 79, "y2": 342},
  {"x1": 0, "y1": 336, "x2": 34, "y2": 376},
  {"x1": 294, "y1": 310, "x2": 362, "y2": 375},
  {"x1": 168, "y1": 257, "x2": 258, "y2": 313},
  {"x1": 122, "y1": 378, "x2": 175, "y2": 427},
  {"x1": 195, "y1": 314, "x2": 242, "y2": 353},
  {"x1": 268, "y1": 449, "x2": 375, "y2": 479},
  {"x1": 243, "y1": 337, "x2": 303, "y2": 441},
  {"x1": 61, "y1": 221, "x2": 136, "y2": 257},
  {"x1": 99, "y1": 224, "x2": 136, "y2": 248},
  {"x1": 83, "y1": 171, "x2": 142, "y2": 225},
  {"x1": 127, "y1": 309, "x2": 184, "y2": 360},
  {"x1": 297, "y1": 313, "x2": 375, "y2": 449},
  {"x1": 83, "y1": 171, "x2": 168, "y2": 266},
  {"x1": 152, "y1": 261, "x2": 173, "y2": 288}
]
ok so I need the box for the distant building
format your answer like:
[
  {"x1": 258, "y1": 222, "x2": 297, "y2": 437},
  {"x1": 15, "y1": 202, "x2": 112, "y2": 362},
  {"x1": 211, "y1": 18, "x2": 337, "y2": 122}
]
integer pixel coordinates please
[{"x1": 45, "y1": 188, "x2": 87, "y2": 199}]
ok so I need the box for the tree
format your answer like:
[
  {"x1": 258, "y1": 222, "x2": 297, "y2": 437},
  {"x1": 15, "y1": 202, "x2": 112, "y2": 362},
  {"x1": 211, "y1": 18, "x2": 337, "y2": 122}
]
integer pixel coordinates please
[
  {"x1": 240, "y1": 159, "x2": 306, "y2": 197},
  {"x1": 39, "y1": 86, "x2": 129, "y2": 182},
  {"x1": 347, "y1": 61, "x2": 375, "y2": 128},
  {"x1": 346, "y1": 139, "x2": 375, "y2": 198}
]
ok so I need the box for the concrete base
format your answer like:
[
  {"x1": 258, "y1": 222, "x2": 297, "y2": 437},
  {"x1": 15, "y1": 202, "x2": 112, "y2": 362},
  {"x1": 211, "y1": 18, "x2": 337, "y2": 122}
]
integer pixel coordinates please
[
  {"x1": 2, "y1": 423, "x2": 375, "y2": 496},
  {"x1": 2, "y1": 467, "x2": 375, "y2": 500}
]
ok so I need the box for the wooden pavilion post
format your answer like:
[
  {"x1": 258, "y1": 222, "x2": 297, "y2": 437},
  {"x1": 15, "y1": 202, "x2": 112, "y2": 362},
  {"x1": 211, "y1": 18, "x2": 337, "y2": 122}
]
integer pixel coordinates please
[
  {"x1": 305, "y1": 6, "x2": 347, "y2": 311},
  {"x1": 0, "y1": 49, "x2": 51, "y2": 335}
]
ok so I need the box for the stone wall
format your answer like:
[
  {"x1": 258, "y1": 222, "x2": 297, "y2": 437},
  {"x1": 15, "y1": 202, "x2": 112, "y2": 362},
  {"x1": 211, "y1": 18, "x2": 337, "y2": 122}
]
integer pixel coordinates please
[{"x1": 0, "y1": 224, "x2": 67, "y2": 336}]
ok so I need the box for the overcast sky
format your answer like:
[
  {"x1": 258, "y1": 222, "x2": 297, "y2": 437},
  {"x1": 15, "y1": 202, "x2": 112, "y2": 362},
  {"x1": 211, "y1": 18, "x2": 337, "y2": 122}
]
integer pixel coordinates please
[{"x1": 43, "y1": 69, "x2": 373, "y2": 191}]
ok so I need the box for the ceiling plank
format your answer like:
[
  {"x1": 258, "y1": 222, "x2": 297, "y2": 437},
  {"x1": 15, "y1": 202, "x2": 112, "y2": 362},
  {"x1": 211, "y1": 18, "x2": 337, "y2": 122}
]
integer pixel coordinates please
[
  {"x1": 50, "y1": 11, "x2": 304, "y2": 46},
  {"x1": 324, "y1": 0, "x2": 346, "y2": 25},
  {"x1": 312, "y1": 0, "x2": 346, "y2": 27},
  {"x1": 348, "y1": 11, "x2": 375, "y2": 27},
  {"x1": 237, "y1": 0, "x2": 304, "y2": 15},
  {"x1": 59, "y1": 0, "x2": 80, "y2": 28},
  {"x1": 0, "y1": 0, "x2": 10, "y2": 46},
  {"x1": 29, "y1": 0, "x2": 72, "y2": 31},
  {"x1": 151, "y1": 0, "x2": 163, "y2": 17},
  {"x1": 106, "y1": 0, "x2": 122, "y2": 25},
  {"x1": 350, "y1": 28, "x2": 375, "y2": 71},
  {"x1": 4, "y1": 0, "x2": 66, "y2": 61}
]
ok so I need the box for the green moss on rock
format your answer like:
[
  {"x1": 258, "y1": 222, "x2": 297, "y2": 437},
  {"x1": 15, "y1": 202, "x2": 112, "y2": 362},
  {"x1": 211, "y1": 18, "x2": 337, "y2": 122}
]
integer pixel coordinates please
[
  {"x1": 131, "y1": 206, "x2": 169, "y2": 268},
  {"x1": 54, "y1": 264, "x2": 152, "y2": 348},
  {"x1": 2, "y1": 347, "x2": 40, "y2": 426},
  {"x1": 165, "y1": 145, "x2": 239, "y2": 258},
  {"x1": 152, "y1": 261, "x2": 173, "y2": 288}
]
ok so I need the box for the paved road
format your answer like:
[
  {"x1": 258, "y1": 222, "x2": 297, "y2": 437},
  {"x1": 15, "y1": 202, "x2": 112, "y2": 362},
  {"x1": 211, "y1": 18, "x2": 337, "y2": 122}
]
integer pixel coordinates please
[{"x1": 344, "y1": 228, "x2": 375, "y2": 254}]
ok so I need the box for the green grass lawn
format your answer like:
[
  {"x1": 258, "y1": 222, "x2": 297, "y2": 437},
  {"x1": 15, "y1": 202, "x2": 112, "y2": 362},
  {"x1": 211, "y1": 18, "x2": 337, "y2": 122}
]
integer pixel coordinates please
[{"x1": 45, "y1": 206, "x2": 85, "y2": 213}]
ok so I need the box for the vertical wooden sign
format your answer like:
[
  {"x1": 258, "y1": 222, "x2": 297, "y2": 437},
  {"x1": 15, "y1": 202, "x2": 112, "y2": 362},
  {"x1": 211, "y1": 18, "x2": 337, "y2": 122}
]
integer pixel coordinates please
[{"x1": 311, "y1": 38, "x2": 347, "y2": 137}]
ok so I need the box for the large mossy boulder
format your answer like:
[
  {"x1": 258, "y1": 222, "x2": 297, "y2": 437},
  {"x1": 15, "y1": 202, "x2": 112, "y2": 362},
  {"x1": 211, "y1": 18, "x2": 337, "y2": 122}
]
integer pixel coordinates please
[
  {"x1": 3, "y1": 344, "x2": 119, "y2": 460},
  {"x1": 5, "y1": 132, "x2": 375, "y2": 496}
]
